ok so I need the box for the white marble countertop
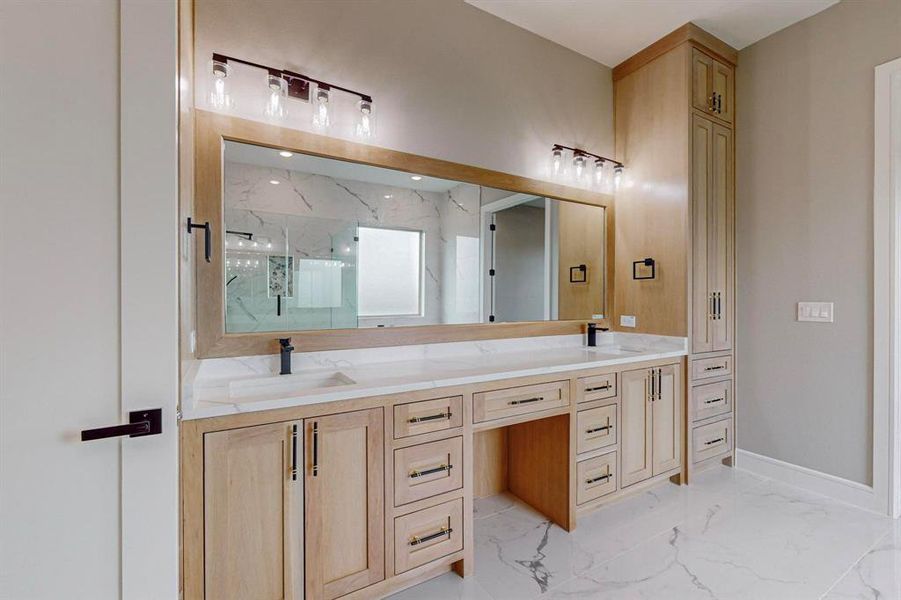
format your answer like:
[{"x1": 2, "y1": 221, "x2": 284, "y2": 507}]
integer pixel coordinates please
[{"x1": 182, "y1": 332, "x2": 687, "y2": 420}]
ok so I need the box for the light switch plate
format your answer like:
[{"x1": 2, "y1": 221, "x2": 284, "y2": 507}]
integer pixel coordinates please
[
  {"x1": 797, "y1": 302, "x2": 834, "y2": 323},
  {"x1": 620, "y1": 315, "x2": 636, "y2": 328}
]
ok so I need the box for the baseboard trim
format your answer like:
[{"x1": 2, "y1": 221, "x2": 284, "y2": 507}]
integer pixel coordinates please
[{"x1": 735, "y1": 449, "x2": 880, "y2": 513}]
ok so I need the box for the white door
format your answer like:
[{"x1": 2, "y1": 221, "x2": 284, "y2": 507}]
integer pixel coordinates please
[{"x1": 0, "y1": 1, "x2": 179, "y2": 598}]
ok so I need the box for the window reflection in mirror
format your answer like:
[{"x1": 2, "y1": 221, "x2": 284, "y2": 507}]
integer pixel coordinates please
[{"x1": 222, "y1": 141, "x2": 605, "y2": 333}]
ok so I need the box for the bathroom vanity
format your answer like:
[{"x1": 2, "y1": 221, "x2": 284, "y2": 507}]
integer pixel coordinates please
[{"x1": 180, "y1": 334, "x2": 689, "y2": 599}]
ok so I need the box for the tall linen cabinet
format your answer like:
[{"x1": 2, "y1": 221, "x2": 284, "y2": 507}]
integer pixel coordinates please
[{"x1": 613, "y1": 24, "x2": 736, "y2": 478}]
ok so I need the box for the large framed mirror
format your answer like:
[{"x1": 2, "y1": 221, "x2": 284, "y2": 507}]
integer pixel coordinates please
[{"x1": 194, "y1": 111, "x2": 614, "y2": 357}]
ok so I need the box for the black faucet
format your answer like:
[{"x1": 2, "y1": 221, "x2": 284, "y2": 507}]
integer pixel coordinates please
[
  {"x1": 279, "y1": 338, "x2": 294, "y2": 375},
  {"x1": 586, "y1": 323, "x2": 609, "y2": 347}
]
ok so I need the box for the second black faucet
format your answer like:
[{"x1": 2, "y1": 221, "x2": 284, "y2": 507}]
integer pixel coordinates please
[{"x1": 279, "y1": 337, "x2": 294, "y2": 375}]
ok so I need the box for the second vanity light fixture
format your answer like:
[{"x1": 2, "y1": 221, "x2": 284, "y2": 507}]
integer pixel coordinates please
[
  {"x1": 210, "y1": 53, "x2": 376, "y2": 139},
  {"x1": 550, "y1": 144, "x2": 625, "y2": 191}
]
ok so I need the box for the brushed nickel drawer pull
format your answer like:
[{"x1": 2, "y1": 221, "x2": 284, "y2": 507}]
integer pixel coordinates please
[
  {"x1": 585, "y1": 384, "x2": 612, "y2": 392},
  {"x1": 291, "y1": 424, "x2": 298, "y2": 481},
  {"x1": 409, "y1": 526, "x2": 452, "y2": 546},
  {"x1": 408, "y1": 412, "x2": 452, "y2": 424},
  {"x1": 409, "y1": 464, "x2": 453, "y2": 478},
  {"x1": 705, "y1": 437, "x2": 725, "y2": 446},
  {"x1": 704, "y1": 397, "x2": 724, "y2": 405},
  {"x1": 509, "y1": 396, "x2": 543, "y2": 405},
  {"x1": 311, "y1": 421, "x2": 319, "y2": 477},
  {"x1": 585, "y1": 424, "x2": 613, "y2": 434},
  {"x1": 586, "y1": 473, "x2": 612, "y2": 485},
  {"x1": 704, "y1": 365, "x2": 726, "y2": 372}
]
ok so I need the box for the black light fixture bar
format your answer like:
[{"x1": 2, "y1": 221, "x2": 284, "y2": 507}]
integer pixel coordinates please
[
  {"x1": 213, "y1": 52, "x2": 373, "y2": 103},
  {"x1": 552, "y1": 144, "x2": 624, "y2": 169}
]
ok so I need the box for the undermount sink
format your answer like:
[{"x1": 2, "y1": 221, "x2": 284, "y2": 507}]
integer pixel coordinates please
[{"x1": 227, "y1": 370, "x2": 356, "y2": 399}]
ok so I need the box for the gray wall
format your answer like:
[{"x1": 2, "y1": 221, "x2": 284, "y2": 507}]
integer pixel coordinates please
[
  {"x1": 194, "y1": 0, "x2": 613, "y2": 182},
  {"x1": 737, "y1": 0, "x2": 901, "y2": 484},
  {"x1": 494, "y1": 204, "x2": 546, "y2": 322}
]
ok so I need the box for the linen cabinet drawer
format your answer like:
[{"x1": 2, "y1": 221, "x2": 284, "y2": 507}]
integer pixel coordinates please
[
  {"x1": 394, "y1": 498, "x2": 464, "y2": 575},
  {"x1": 577, "y1": 452, "x2": 617, "y2": 505},
  {"x1": 692, "y1": 379, "x2": 732, "y2": 421},
  {"x1": 394, "y1": 396, "x2": 463, "y2": 439},
  {"x1": 394, "y1": 437, "x2": 463, "y2": 506},
  {"x1": 692, "y1": 355, "x2": 732, "y2": 380},
  {"x1": 473, "y1": 381, "x2": 569, "y2": 423},
  {"x1": 577, "y1": 404, "x2": 617, "y2": 454},
  {"x1": 692, "y1": 417, "x2": 733, "y2": 463},
  {"x1": 577, "y1": 373, "x2": 617, "y2": 403}
]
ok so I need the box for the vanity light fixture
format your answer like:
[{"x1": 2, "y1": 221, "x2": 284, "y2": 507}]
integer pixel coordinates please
[
  {"x1": 550, "y1": 144, "x2": 625, "y2": 190},
  {"x1": 278, "y1": 151, "x2": 294, "y2": 158},
  {"x1": 209, "y1": 53, "x2": 374, "y2": 135}
]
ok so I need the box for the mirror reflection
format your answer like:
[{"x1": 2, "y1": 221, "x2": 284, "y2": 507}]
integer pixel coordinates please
[{"x1": 223, "y1": 141, "x2": 605, "y2": 333}]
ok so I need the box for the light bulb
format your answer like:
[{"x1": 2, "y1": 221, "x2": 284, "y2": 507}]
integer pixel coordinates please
[
  {"x1": 313, "y1": 87, "x2": 331, "y2": 129},
  {"x1": 264, "y1": 72, "x2": 288, "y2": 119},
  {"x1": 551, "y1": 148, "x2": 563, "y2": 178},
  {"x1": 573, "y1": 153, "x2": 587, "y2": 182},
  {"x1": 209, "y1": 59, "x2": 234, "y2": 109},
  {"x1": 355, "y1": 99, "x2": 375, "y2": 139},
  {"x1": 614, "y1": 165, "x2": 624, "y2": 189},
  {"x1": 594, "y1": 159, "x2": 606, "y2": 187}
]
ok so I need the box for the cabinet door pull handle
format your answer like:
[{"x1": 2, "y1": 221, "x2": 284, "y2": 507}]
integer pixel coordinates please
[
  {"x1": 657, "y1": 368, "x2": 663, "y2": 401},
  {"x1": 291, "y1": 424, "x2": 298, "y2": 481},
  {"x1": 311, "y1": 421, "x2": 319, "y2": 477},
  {"x1": 709, "y1": 93, "x2": 716, "y2": 111},
  {"x1": 586, "y1": 424, "x2": 613, "y2": 434},
  {"x1": 408, "y1": 412, "x2": 452, "y2": 424},
  {"x1": 717, "y1": 93, "x2": 723, "y2": 114},
  {"x1": 410, "y1": 464, "x2": 453, "y2": 478},
  {"x1": 586, "y1": 472, "x2": 612, "y2": 485},
  {"x1": 705, "y1": 437, "x2": 725, "y2": 446},
  {"x1": 649, "y1": 369, "x2": 655, "y2": 402},
  {"x1": 409, "y1": 527, "x2": 452, "y2": 546},
  {"x1": 704, "y1": 365, "x2": 726, "y2": 371},
  {"x1": 585, "y1": 384, "x2": 611, "y2": 392},
  {"x1": 704, "y1": 397, "x2": 724, "y2": 405},
  {"x1": 509, "y1": 396, "x2": 543, "y2": 405}
]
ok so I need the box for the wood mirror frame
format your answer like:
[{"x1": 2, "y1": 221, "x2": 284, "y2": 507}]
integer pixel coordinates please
[{"x1": 193, "y1": 109, "x2": 615, "y2": 358}]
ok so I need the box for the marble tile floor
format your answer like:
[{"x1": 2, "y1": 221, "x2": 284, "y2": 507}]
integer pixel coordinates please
[{"x1": 389, "y1": 465, "x2": 900, "y2": 600}]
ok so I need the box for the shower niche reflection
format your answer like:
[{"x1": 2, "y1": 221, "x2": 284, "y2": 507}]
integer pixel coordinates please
[{"x1": 223, "y1": 141, "x2": 606, "y2": 334}]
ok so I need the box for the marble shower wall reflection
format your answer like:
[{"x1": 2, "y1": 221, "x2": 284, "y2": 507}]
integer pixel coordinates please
[{"x1": 223, "y1": 148, "x2": 481, "y2": 333}]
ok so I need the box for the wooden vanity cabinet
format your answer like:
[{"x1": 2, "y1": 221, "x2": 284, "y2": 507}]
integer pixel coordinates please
[
  {"x1": 620, "y1": 364, "x2": 682, "y2": 487},
  {"x1": 305, "y1": 408, "x2": 385, "y2": 600}
]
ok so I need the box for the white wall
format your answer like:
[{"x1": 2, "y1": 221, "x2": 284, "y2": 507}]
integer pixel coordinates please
[
  {"x1": 737, "y1": 0, "x2": 901, "y2": 485},
  {"x1": 194, "y1": 0, "x2": 613, "y2": 182},
  {"x1": 1, "y1": 0, "x2": 122, "y2": 596}
]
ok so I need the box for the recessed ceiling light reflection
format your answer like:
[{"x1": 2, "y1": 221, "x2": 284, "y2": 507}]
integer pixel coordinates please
[
  {"x1": 278, "y1": 151, "x2": 293, "y2": 158},
  {"x1": 410, "y1": 175, "x2": 422, "y2": 181}
]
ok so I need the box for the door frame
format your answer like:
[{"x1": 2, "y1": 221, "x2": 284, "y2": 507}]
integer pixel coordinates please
[{"x1": 874, "y1": 56, "x2": 901, "y2": 517}]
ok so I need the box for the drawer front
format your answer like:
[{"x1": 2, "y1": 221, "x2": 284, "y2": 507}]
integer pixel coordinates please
[
  {"x1": 394, "y1": 498, "x2": 464, "y2": 575},
  {"x1": 692, "y1": 379, "x2": 732, "y2": 422},
  {"x1": 692, "y1": 355, "x2": 732, "y2": 380},
  {"x1": 473, "y1": 381, "x2": 569, "y2": 423},
  {"x1": 394, "y1": 396, "x2": 463, "y2": 439},
  {"x1": 577, "y1": 404, "x2": 617, "y2": 454},
  {"x1": 692, "y1": 417, "x2": 733, "y2": 463},
  {"x1": 394, "y1": 437, "x2": 464, "y2": 506},
  {"x1": 577, "y1": 452, "x2": 617, "y2": 505},
  {"x1": 578, "y1": 373, "x2": 617, "y2": 403}
]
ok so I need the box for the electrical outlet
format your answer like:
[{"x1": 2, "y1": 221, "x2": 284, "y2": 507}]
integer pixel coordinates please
[
  {"x1": 797, "y1": 302, "x2": 834, "y2": 323},
  {"x1": 592, "y1": 314, "x2": 605, "y2": 320},
  {"x1": 620, "y1": 315, "x2": 636, "y2": 328}
]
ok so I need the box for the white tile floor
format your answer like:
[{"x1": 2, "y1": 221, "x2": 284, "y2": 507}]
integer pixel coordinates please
[{"x1": 389, "y1": 465, "x2": 900, "y2": 600}]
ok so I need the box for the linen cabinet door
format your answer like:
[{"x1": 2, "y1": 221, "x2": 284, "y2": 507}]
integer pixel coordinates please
[
  {"x1": 691, "y1": 48, "x2": 715, "y2": 114},
  {"x1": 712, "y1": 60, "x2": 734, "y2": 124},
  {"x1": 710, "y1": 122, "x2": 733, "y2": 351},
  {"x1": 691, "y1": 115, "x2": 714, "y2": 353},
  {"x1": 305, "y1": 408, "x2": 385, "y2": 600},
  {"x1": 652, "y1": 364, "x2": 682, "y2": 475},
  {"x1": 204, "y1": 421, "x2": 303, "y2": 600},
  {"x1": 620, "y1": 368, "x2": 653, "y2": 487}
]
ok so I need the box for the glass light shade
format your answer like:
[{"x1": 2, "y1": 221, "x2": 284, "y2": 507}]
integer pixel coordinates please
[
  {"x1": 209, "y1": 60, "x2": 234, "y2": 110},
  {"x1": 313, "y1": 87, "x2": 331, "y2": 129},
  {"x1": 613, "y1": 165, "x2": 624, "y2": 189},
  {"x1": 594, "y1": 159, "x2": 606, "y2": 188},
  {"x1": 355, "y1": 99, "x2": 376, "y2": 139},
  {"x1": 572, "y1": 153, "x2": 587, "y2": 183},
  {"x1": 264, "y1": 74, "x2": 288, "y2": 120}
]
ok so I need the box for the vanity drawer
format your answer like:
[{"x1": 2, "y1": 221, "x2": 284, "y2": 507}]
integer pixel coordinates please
[
  {"x1": 577, "y1": 373, "x2": 617, "y2": 403},
  {"x1": 692, "y1": 355, "x2": 732, "y2": 380},
  {"x1": 394, "y1": 437, "x2": 463, "y2": 506},
  {"x1": 394, "y1": 498, "x2": 464, "y2": 575},
  {"x1": 394, "y1": 396, "x2": 463, "y2": 439},
  {"x1": 473, "y1": 381, "x2": 569, "y2": 423},
  {"x1": 577, "y1": 451, "x2": 617, "y2": 505},
  {"x1": 692, "y1": 379, "x2": 732, "y2": 422},
  {"x1": 692, "y1": 417, "x2": 733, "y2": 463},
  {"x1": 576, "y1": 404, "x2": 617, "y2": 454}
]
